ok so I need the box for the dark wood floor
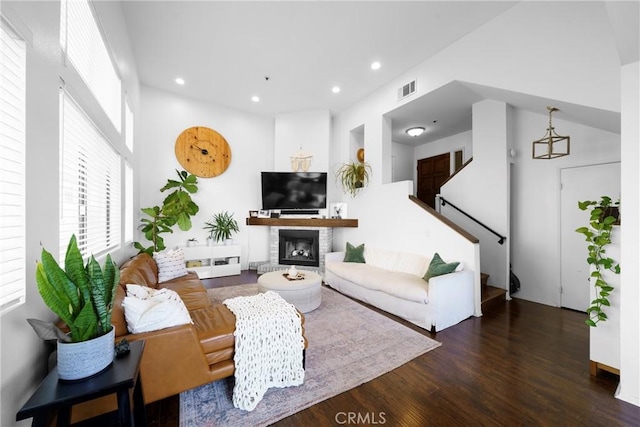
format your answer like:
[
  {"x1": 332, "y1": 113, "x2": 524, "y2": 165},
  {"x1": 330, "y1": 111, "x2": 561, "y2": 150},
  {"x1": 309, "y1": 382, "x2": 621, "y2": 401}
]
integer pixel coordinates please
[{"x1": 144, "y1": 271, "x2": 640, "y2": 427}]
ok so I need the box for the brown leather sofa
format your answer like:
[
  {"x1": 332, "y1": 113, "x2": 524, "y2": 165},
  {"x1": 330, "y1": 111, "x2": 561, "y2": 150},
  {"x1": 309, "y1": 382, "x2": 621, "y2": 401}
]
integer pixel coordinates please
[{"x1": 71, "y1": 252, "x2": 306, "y2": 422}]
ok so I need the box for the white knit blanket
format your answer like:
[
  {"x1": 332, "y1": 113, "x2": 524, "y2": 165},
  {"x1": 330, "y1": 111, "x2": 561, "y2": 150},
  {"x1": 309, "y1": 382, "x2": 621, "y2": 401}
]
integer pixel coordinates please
[{"x1": 223, "y1": 291, "x2": 305, "y2": 411}]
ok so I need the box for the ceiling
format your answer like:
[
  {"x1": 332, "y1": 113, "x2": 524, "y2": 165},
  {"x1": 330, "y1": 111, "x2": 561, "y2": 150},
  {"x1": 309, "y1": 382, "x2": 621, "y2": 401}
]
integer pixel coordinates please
[
  {"x1": 121, "y1": 1, "x2": 518, "y2": 117},
  {"x1": 120, "y1": 1, "x2": 634, "y2": 147}
]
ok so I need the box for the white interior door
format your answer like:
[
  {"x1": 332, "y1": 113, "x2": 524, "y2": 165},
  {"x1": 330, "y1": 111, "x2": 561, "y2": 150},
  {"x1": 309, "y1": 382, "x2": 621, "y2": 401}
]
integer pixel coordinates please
[{"x1": 560, "y1": 163, "x2": 620, "y2": 311}]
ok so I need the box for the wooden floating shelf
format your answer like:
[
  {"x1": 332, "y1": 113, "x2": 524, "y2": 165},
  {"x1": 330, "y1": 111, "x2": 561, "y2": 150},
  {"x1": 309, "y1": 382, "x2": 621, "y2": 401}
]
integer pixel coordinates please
[{"x1": 246, "y1": 217, "x2": 358, "y2": 228}]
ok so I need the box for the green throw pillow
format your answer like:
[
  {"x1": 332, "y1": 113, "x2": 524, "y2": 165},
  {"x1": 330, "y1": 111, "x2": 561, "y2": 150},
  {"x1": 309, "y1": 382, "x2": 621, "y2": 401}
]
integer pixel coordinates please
[
  {"x1": 343, "y1": 242, "x2": 365, "y2": 263},
  {"x1": 423, "y1": 253, "x2": 459, "y2": 281}
]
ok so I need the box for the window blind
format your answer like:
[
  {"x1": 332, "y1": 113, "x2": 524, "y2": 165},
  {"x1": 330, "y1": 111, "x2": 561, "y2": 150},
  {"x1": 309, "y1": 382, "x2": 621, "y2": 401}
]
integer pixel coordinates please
[
  {"x1": 60, "y1": 90, "x2": 121, "y2": 260},
  {"x1": 60, "y1": 0, "x2": 121, "y2": 132},
  {"x1": 124, "y1": 161, "x2": 133, "y2": 243},
  {"x1": 0, "y1": 17, "x2": 26, "y2": 315}
]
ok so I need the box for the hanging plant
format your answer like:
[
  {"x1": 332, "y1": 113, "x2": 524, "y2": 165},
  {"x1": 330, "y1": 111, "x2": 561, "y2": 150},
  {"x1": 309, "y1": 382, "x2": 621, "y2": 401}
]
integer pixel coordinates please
[
  {"x1": 335, "y1": 161, "x2": 371, "y2": 197},
  {"x1": 575, "y1": 196, "x2": 620, "y2": 327}
]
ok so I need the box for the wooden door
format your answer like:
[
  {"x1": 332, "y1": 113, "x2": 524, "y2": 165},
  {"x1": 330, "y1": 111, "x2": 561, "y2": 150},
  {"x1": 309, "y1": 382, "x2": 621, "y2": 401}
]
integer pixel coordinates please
[{"x1": 417, "y1": 153, "x2": 450, "y2": 208}]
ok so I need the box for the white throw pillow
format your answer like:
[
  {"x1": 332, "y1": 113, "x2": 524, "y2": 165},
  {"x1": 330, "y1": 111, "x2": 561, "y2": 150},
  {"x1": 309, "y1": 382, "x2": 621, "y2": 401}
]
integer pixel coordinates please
[
  {"x1": 153, "y1": 248, "x2": 188, "y2": 283},
  {"x1": 122, "y1": 284, "x2": 192, "y2": 334}
]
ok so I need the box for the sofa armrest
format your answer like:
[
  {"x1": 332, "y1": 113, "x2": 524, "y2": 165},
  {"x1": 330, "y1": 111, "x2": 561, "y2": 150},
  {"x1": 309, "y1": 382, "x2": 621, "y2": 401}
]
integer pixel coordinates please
[
  {"x1": 325, "y1": 251, "x2": 345, "y2": 263},
  {"x1": 120, "y1": 324, "x2": 214, "y2": 403},
  {"x1": 428, "y1": 269, "x2": 475, "y2": 332}
]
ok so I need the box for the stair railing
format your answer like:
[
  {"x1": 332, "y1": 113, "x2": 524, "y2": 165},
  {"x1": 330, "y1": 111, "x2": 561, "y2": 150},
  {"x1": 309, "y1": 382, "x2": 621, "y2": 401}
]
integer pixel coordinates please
[{"x1": 438, "y1": 196, "x2": 506, "y2": 245}]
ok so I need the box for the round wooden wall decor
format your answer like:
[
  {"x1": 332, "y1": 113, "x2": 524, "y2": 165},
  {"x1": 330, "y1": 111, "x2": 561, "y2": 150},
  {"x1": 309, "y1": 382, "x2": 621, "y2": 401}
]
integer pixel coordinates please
[
  {"x1": 174, "y1": 126, "x2": 231, "y2": 178},
  {"x1": 357, "y1": 148, "x2": 365, "y2": 163}
]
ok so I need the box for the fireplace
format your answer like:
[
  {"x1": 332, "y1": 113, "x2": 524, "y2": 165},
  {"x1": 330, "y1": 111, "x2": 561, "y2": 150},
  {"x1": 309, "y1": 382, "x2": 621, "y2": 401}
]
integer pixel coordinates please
[{"x1": 279, "y1": 229, "x2": 319, "y2": 267}]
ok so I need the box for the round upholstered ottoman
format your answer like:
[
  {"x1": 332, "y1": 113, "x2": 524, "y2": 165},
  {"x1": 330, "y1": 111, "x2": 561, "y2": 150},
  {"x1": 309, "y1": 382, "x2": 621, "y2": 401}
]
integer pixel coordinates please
[{"x1": 257, "y1": 270, "x2": 322, "y2": 313}]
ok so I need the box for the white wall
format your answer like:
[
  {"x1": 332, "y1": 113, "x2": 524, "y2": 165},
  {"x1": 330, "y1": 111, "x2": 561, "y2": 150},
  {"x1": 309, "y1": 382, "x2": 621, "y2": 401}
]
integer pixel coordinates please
[
  {"x1": 618, "y1": 61, "x2": 640, "y2": 406},
  {"x1": 391, "y1": 142, "x2": 413, "y2": 182},
  {"x1": 138, "y1": 86, "x2": 275, "y2": 266},
  {"x1": 274, "y1": 110, "x2": 331, "y2": 173},
  {"x1": 0, "y1": 2, "x2": 141, "y2": 425}
]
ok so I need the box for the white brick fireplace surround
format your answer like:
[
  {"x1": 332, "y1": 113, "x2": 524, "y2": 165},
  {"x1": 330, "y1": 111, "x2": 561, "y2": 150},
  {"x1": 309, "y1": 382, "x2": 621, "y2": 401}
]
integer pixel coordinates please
[{"x1": 256, "y1": 226, "x2": 333, "y2": 275}]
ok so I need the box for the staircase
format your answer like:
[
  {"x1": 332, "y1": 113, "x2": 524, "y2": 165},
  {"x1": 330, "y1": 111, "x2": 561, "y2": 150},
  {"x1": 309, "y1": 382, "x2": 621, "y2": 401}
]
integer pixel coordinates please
[{"x1": 481, "y1": 273, "x2": 507, "y2": 312}]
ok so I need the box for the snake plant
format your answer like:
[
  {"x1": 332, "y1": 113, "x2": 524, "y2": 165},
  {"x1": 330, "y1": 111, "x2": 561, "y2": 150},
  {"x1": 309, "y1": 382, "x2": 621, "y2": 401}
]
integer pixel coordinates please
[{"x1": 33, "y1": 234, "x2": 119, "y2": 342}]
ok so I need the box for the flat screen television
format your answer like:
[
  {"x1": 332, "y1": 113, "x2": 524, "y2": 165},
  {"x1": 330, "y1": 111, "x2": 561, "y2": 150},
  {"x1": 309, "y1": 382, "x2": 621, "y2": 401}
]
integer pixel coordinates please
[{"x1": 261, "y1": 172, "x2": 327, "y2": 210}]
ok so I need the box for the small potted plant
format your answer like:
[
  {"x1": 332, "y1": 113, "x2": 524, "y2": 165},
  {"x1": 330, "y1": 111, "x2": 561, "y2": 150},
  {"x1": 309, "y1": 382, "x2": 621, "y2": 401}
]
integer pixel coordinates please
[
  {"x1": 29, "y1": 234, "x2": 120, "y2": 380},
  {"x1": 204, "y1": 211, "x2": 240, "y2": 245}
]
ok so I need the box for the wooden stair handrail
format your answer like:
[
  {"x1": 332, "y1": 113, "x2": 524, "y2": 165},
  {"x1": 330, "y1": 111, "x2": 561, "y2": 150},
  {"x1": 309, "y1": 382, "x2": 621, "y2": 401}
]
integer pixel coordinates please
[{"x1": 409, "y1": 195, "x2": 479, "y2": 244}]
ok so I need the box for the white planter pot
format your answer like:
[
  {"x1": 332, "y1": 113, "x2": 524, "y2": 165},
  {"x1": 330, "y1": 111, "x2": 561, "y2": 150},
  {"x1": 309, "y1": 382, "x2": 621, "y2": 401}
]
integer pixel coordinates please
[{"x1": 57, "y1": 327, "x2": 115, "y2": 381}]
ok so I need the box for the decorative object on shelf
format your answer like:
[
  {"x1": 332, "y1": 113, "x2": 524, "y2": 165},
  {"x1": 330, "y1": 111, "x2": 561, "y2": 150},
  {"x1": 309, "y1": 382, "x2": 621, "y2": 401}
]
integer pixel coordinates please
[
  {"x1": 249, "y1": 210, "x2": 258, "y2": 218},
  {"x1": 357, "y1": 148, "x2": 365, "y2": 163},
  {"x1": 134, "y1": 170, "x2": 199, "y2": 255},
  {"x1": 287, "y1": 265, "x2": 298, "y2": 278},
  {"x1": 175, "y1": 126, "x2": 232, "y2": 178},
  {"x1": 115, "y1": 338, "x2": 131, "y2": 358},
  {"x1": 406, "y1": 127, "x2": 425, "y2": 137},
  {"x1": 187, "y1": 238, "x2": 198, "y2": 247},
  {"x1": 29, "y1": 234, "x2": 120, "y2": 380},
  {"x1": 330, "y1": 202, "x2": 347, "y2": 219},
  {"x1": 289, "y1": 147, "x2": 313, "y2": 172},
  {"x1": 204, "y1": 211, "x2": 240, "y2": 244},
  {"x1": 258, "y1": 209, "x2": 270, "y2": 218},
  {"x1": 575, "y1": 196, "x2": 621, "y2": 327},
  {"x1": 532, "y1": 106, "x2": 570, "y2": 159},
  {"x1": 335, "y1": 161, "x2": 371, "y2": 197}
]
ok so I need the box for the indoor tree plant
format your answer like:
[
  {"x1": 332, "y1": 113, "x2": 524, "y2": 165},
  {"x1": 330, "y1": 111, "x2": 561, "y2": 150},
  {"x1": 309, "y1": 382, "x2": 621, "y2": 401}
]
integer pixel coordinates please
[
  {"x1": 204, "y1": 211, "x2": 240, "y2": 244},
  {"x1": 335, "y1": 161, "x2": 371, "y2": 197},
  {"x1": 134, "y1": 169, "x2": 199, "y2": 254},
  {"x1": 30, "y1": 234, "x2": 120, "y2": 380},
  {"x1": 575, "y1": 196, "x2": 621, "y2": 327}
]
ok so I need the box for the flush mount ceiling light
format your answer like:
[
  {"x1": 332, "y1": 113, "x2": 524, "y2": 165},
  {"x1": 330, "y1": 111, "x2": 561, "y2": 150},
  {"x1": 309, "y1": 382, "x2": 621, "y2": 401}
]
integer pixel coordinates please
[
  {"x1": 532, "y1": 106, "x2": 570, "y2": 159},
  {"x1": 332, "y1": 86, "x2": 341, "y2": 94},
  {"x1": 406, "y1": 127, "x2": 425, "y2": 137},
  {"x1": 175, "y1": 77, "x2": 185, "y2": 85},
  {"x1": 251, "y1": 95, "x2": 260, "y2": 103},
  {"x1": 371, "y1": 61, "x2": 381, "y2": 70}
]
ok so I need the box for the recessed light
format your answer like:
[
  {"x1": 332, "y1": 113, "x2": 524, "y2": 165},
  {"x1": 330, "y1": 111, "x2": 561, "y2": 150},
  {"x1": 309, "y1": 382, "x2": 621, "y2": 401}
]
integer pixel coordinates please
[
  {"x1": 332, "y1": 86, "x2": 341, "y2": 94},
  {"x1": 251, "y1": 95, "x2": 260, "y2": 103},
  {"x1": 175, "y1": 77, "x2": 185, "y2": 85},
  {"x1": 406, "y1": 127, "x2": 425, "y2": 137},
  {"x1": 371, "y1": 61, "x2": 381, "y2": 70}
]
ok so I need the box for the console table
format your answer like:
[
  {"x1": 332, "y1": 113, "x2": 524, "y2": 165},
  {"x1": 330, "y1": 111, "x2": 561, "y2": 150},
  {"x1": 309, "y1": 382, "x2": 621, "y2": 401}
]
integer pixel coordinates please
[
  {"x1": 181, "y1": 244, "x2": 241, "y2": 278},
  {"x1": 16, "y1": 340, "x2": 146, "y2": 427}
]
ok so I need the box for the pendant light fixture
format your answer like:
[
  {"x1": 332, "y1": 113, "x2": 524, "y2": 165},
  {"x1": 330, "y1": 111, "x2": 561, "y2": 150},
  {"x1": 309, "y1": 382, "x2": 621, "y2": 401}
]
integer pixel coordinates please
[{"x1": 532, "y1": 106, "x2": 570, "y2": 159}]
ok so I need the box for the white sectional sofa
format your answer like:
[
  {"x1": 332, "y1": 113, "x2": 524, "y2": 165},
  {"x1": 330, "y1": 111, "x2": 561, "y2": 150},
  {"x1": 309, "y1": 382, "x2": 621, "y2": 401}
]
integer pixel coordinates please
[{"x1": 324, "y1": 247, "x2": 475, "y2": 332}]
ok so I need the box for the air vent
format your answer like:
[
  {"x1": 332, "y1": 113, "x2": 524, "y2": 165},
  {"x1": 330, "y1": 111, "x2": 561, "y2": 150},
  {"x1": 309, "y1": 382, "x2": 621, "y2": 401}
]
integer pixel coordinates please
[{"x1": 397, "y1": 79, "x2": 416, "y2": 101}]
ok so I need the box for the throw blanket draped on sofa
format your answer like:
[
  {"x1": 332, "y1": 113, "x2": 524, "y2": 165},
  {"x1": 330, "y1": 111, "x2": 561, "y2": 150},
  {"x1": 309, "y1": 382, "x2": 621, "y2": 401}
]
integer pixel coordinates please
[{"x1": 223, "y1": 291, "x2": 305, "y2": 411}]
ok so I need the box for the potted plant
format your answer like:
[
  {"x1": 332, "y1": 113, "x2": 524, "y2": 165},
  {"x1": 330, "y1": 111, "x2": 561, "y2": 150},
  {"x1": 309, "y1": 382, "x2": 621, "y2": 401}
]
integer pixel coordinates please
[
  {"x1": 134, "y1": 170, "x2": 199, "y2": 255},
  {"x1": 204, "y1": 211, "x2": 240, "y2": 244},
  {"x1": 575, "y1": 196, "x2": 621, "y2": 327},
  {"x1": 335, "y1": 161, "x2": 371, "y2": 197},
  {"x1": 30, "y1": 234, "x2": 120, "y2": 380}
]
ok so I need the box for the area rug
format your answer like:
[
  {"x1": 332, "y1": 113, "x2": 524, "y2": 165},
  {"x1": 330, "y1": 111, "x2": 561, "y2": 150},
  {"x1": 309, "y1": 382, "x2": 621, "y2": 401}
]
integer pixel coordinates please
[{"x1": 179, "y1": 284, "x2": 441, "y2": 427}]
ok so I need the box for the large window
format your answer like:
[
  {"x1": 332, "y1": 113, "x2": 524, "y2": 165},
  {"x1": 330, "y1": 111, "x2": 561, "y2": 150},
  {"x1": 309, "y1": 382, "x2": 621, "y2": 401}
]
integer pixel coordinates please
[
  {"x1": 0, "y1": 16, "x2": 26, "y2": 314},
  {"x1": 60, "y1": 0, "x2": 121, "y2": 132},
  {"x1": 60, "y1": 90, "x2": 121, "y2": 259}
]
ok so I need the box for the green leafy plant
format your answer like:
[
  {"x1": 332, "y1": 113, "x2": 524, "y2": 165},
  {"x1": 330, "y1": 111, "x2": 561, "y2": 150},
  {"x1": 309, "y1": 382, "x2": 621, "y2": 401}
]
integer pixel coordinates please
[
  {"x1": 204, "y1": 211, "x2": 240, "y2": 242},
  {"x1": 335, "y1": 161, "x2": 371, "y2": 197},
  {"x1": 31, "y1": 234, "x2": 120, "y2": 342},
  {"x1": 134, "y1": 170, "x2": 199, "y2": 254},
  {"x1": 575, "y1": 196, "x2": 621, "y2": 327}
]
